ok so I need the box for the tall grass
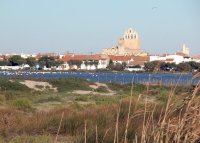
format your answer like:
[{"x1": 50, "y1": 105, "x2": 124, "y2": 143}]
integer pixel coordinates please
[{"x1": 0, "y1": 75, "x2": 199, "y2": 142}]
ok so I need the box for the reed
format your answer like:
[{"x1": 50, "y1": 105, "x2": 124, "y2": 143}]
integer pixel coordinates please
[{"x1": 54, "y1": 111, "x2": 64, "y2": 143}]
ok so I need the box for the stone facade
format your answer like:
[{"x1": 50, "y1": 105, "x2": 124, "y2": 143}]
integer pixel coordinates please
[
  {"x1": 182, "y1": 44, "x2": 189, "y2": 56},
  {"x1": 102, "y1": 28, "x2": 147, "y2": 56}
]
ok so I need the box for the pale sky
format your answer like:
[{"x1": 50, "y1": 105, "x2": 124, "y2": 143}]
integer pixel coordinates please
[{"x1": 0, "y1": 0, "x2": 199, "y2": 55}]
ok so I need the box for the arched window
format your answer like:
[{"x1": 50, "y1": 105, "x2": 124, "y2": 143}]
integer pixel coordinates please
[
  {"x1": 131, "y1": 35, "x2": 133, "y2": 39},
  {"x1": 134, "y1": 35, "x2": 136, "y2": 39}
]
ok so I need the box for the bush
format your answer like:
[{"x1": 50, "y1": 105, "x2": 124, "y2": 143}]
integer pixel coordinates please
[
  {"x1": 94, "y1": 86, "x2": 108, "y2": 93},
  {"x1": 35, "y1": 85, "x2": 44, "y2": 89}
]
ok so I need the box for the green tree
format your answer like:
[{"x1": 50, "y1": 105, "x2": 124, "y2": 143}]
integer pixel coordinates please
[
  {"x1": 122, "y1": 62, "x2": 127, "y2": 69},
  {"x1": 176, "y1": 62, "x2": 192, "y2": 72},
  {"x1": 0, "y1": 60, "x2": 9, "y2": 66},
  {"x1": 38, "y1": 56, "x2": 61, "y2": 68},
  {"x1": 26, "y1": 57, "x2": 37, "y2": 67},
  {"x1": 160, "y1": 62, "x2": 176, "y2": 71},
  {"x1": 107, "y1": 59, "x2": 114, "y2": 70},
  {"x1": 8, "y1": 55, "x2": 26, "y2": 66},
  {"x1": 114, "y1": 63, "x2": 124, "y2": 71},
  {"x1": 188, "y1": 61, "x2": 200, "y2": 71},
  {"x1": 144, "y1": 61, "x2": 158, "y2": 72},
  {"x1": 68, "y1": 60, "x2": 82, "y2": 68}
]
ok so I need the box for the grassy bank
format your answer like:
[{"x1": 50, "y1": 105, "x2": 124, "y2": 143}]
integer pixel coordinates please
[{"x1": 0, "y1": 77, "x2": 199, "y2": 142}]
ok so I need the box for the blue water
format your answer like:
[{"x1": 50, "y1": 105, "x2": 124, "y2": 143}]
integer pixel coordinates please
[{"x1": 0, "y1": 71, "x2": 199, "y2": 86}]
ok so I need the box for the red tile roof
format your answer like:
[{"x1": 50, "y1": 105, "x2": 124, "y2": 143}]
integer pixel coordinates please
[
  {"x1": 108, "y1": 55, "x2": 149, "y2": 62},
  {"x1": 127, "y1": 61, "x2": 145, "y2": 66},
  {"x1": 61, "y1": 54, "x2": 109, "y2": 62},
  {"x1": 193, "y1": 55, "x2": 200, "y2": 59}
]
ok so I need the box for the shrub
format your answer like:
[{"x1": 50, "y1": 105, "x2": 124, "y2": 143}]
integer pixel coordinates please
[
  {"x1": 94, "y1": 86, "x2": 108, "y2": 93},
  {"x1": 35, "y1": 85, "x2": 44, "y2": 89}
]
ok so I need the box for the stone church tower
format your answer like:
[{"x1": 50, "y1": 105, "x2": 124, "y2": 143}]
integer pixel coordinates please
[{"x1": 102, "y1": 28, "x2": 146, "y2": 56}]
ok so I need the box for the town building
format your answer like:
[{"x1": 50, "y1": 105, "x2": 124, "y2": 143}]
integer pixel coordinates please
[
  {"x1": 59, "y1": 54, "x2": 110, "y2": 70},
  {"x1": 150, "y1": 44, "x2": 193, "y2": 64},
  {"x1": 102, "y1": 28, "x2": 147, "y2": 56}
]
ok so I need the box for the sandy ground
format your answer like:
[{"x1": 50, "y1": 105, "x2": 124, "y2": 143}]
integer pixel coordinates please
[
  {"x1": 20, "y1": 80, "x2": 115, "y2": 95},
  {"x1": 72, "y1": 90, "x2": 115, "y2": 96},
  {"x1": 89, "y1": 82, "x2": 114, "y2": 93},
  {"x1": 20, "y1": 80, "x2": 57, "y2": 92},
  {"x1": 73, "y1": 82, "x2": 116, "y2": 96}
]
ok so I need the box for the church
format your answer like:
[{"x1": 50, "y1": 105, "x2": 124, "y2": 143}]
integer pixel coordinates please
[{"x1": 102, "y1": 28, "x2": 147, "y2": 56}]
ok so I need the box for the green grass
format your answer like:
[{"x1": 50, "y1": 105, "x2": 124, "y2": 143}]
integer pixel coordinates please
[
  {"x1": 0, "y1": 78, "x2": 30, "y2": 92},
  {"x1": 12, "y1": 98, "x2": 33, "y2": 111},
  {"x1": 49, "y1": 78, "x2": 92, "y2": 92},
  {"x1": 35, "y1": 95, "x2": 63, "y2": 103}
]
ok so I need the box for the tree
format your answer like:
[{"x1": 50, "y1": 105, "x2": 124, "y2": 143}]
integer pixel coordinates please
[
  {"x1": 8, "y1": 55, "x2": 26, "y2": 66},
  {"x1": 26, "y1": 57, "x2": 37, "y2": 67},
  {"x1": 114, "y1": 63, "x2": 124, "y2": 71},
  {"x1": 176, "y1": 62, "x2": 192, "y2": 72},
  {"x1": 122, "y1": 62, "x2": 127, "y2": 69},
  {"x1": 52, "y1": 60, "x2": 64, "y2": 67},
  {"x1": 160, "y1": 62, "x2": 176, "y2": 71},
  {"x1": 68, "y1": 60, "x2": 82, "y2": 68},
  {"x1": 0, "y1": 60, "x2": 9, "y2": 66},
  {"x1": 144, "y1": 61, "x2": 158, "y2": 72},
  {"x1": 107, "y1": 60, "x2": 114, "y2": 70},
  {"x1": 188, "y1": 61, "x2": 200, "y2": 71},
  {"x1": 38, "y1": 56, "x2": 62, "y2": 68}
]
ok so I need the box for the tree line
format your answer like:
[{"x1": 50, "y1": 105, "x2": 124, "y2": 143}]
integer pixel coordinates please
[
  {"x1": 144, "y1": 61, "x2": 200, "y2": 72},
  {"x1": 0, "y1": 55, "x2": 63, "y2": 68},
  {"x1": 1, "y1": 56, "x2": 200, "y2": 72}
]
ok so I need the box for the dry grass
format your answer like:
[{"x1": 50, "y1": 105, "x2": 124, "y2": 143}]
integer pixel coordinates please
[{"x1": 0, "y1": 75, "x2": 200, "y2": 142}]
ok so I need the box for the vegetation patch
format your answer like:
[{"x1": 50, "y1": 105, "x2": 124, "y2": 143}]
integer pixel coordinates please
[
  {"x1": 0, "y1": 78, "x2": 30, "y2": 92},
  {"x1": 35, "y1": 85, "x2": 44, "y2": 89},
  {"x1": 94, "y1": 86, "x2": 109, "y2": 93},
  {"x1": 4, "y1": 135, "x2": 52, "y2": 143},
  {"x1": 49, "y1": 78, "x2": 92, "y2": 92},
  {"x1": 12, "y1": 98, "x2": 33, "y2": 111},
  {"x1": 35, "y1": 95, "x2": 63, "y2": 103}
]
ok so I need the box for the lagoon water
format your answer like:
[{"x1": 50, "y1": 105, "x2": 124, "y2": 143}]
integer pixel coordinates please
[{"x1": 0, "y1": 71, "x2": 198, "y2": 86}]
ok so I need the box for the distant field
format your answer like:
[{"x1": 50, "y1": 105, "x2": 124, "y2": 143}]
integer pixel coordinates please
[{"x1": 0, "y1": 77, "x2": 199, "y2": 143}]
